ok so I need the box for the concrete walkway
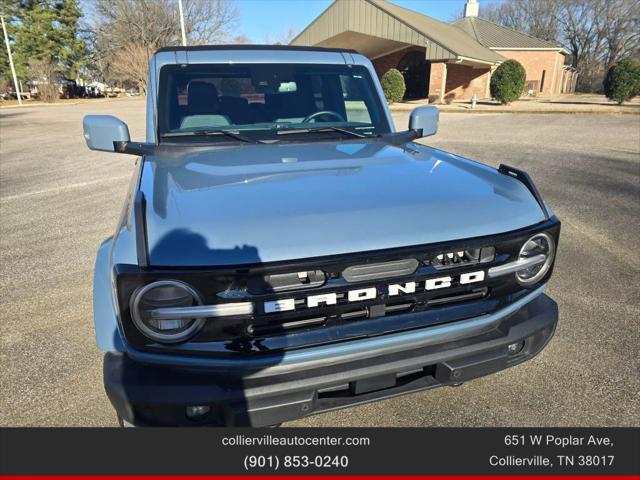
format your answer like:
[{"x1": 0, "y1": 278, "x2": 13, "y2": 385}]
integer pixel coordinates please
[{"x1": 390, "y1": 93, "x2": 640, "y2": 114}]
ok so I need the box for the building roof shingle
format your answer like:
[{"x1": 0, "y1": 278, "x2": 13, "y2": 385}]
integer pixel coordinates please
[
  {"x1": 368, "y1": 0, "x2": 505, "y2": 64},
  {"x1": 292, "y1": 0, "x2": 563, "y2": 65},
  {"x1": 452, "y1": 16, "x2": 563, "y2": 50}
]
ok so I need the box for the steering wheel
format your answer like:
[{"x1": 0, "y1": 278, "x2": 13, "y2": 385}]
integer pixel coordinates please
[{"x1": 302, "y1": 110, "x2": 345, "y2": 123}]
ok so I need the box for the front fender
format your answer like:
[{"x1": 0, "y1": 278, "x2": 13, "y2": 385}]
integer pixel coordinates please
[{"x1": 93, "y1": 237, "x2": 125, "y2": 352}]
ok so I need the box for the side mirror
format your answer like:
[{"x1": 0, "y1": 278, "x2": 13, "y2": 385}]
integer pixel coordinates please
[
  {"x1": 408, "y1": 105, "x2": 438, "y2": 138},
  {"x1": 83, "y1": 115, "x2": 130, "y2": 152}
]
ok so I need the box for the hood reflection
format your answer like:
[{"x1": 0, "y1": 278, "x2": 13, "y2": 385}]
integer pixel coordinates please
[
  {"x1": 139, "y1": 139, "x2": 547, "y2": 267},
  {"x1": 149, "y1": 140, "x2": 404, "y2": 218}
]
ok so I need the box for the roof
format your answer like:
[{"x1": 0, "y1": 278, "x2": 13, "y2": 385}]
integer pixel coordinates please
[
  {"x1": 290, "y1": 0, "x2": 504, "y2": 65},
  {"x1": 452, "y1": 17, "x2": 562, "y2": 50},
  {"x1": 365, "y1": 0, "x2": 505, "y2": 64},
  {"x1": 154, "y1": 44, "x2": 358, "y2": 54}
]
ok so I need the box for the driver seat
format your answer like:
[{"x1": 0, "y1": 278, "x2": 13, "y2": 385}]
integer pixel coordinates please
[{"x1": 180, "y1": 81, "x2": 231, "y2": 129}]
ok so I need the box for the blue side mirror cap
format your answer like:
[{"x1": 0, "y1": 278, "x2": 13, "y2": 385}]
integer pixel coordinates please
[
  {"x1": 83, "y1": 115, "x2": 131, "y2": 152},
  {"x1": 409, "y1": 105, "x2": 439, "y2": 138}
]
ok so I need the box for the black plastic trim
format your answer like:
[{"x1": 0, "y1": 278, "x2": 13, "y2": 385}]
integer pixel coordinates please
[
  {"x1": 104, "y1": 293, "x2": 558, "y2": 426},
  {"x1": 114, "y1": 141, "x2": 157, "y2": 156},
  {"x1": 343, "y1": 258, "x2": 419, "y2": 282},
  {"x1": 133, "y1": 191, "x2": 149, "y2": 267},
  {"x1": 154, "y1": 44, "x2": 359, "y2": 54},
  {"x1": 381, "y1": 129, "x2": 421, "y2": 146},
  {"x1": 498, "y1": 164, "x2": 550, "y2": 220}
]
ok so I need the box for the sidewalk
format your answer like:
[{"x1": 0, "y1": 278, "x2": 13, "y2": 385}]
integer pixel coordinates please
[{"x1": 389, "y1": 93, "x2": 640, "y2": 114}]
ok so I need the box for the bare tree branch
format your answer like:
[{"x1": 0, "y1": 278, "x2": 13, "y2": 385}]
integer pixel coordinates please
[
  {"x1": 480, "y1": 0, "x2": 640, "y2": 92},
  {"x1": 89, "y1": 0, "x2": 238, "y2": 90}
]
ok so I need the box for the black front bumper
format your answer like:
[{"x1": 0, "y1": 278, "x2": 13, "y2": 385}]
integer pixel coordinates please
[{"x1": 104, "y1": 293, "x2": 558, "y2": 427}]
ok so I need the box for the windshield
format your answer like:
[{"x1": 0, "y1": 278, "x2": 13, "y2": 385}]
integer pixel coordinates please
[{"x1": 157, "y1": 63, "x2": 391, "y2": 143}]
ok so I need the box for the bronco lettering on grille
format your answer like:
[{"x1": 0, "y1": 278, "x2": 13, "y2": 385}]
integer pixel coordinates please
[{"x1": 264, "y1": 270, "x2": 485, "y2": 313}]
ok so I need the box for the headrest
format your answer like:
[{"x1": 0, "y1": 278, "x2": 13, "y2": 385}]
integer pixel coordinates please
[{"x1": 187, "y1": 81, "x2": 219, "y2": 114}]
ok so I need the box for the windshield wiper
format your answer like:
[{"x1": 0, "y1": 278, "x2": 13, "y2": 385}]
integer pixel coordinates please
[
  {"x1": 161, "y1": 130, "x2": 259, "y2": 143},
  {"x1": 276, "y1": 126, "x2": 367, "y2": 138}
]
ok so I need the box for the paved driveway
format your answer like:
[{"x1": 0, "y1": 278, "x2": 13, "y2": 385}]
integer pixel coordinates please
[{"x1": 1, "y1": 99, "x2": 638, "y2": 426}]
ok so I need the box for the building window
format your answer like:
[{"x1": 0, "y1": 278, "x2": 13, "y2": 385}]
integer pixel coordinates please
[{"x1": 540, "y1": 70, "x2": 546, "y2": 92}]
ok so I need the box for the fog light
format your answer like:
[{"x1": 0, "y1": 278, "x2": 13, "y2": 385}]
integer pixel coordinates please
[
  {"x1": 507, "y1": 341, "x2": 525, "y2": 355},
  {"x1": 186, "y1": 405, "x2": 211, "y2": 418}
]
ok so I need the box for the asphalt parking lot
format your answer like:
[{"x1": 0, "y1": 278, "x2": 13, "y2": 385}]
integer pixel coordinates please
[{"x1": 1, "y1": 98, "x2": 638, "y2": 427}]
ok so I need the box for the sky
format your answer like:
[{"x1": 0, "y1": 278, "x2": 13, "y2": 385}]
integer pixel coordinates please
[
  {"x1": 236, "y1": 0, "x2": 481, "y2": 43},
  {"x1": 79, "y1": 0, "x2": 501, "y2": 44}
]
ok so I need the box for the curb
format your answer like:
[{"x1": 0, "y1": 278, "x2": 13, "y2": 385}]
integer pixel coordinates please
[
  {"x1": 1, "y1": 101, "x2": 83, "y2": 109},
  {"x1": 389, "y1": 105, "x2": 640, "y2": 115},
  {"x1": 0, "y1": 97, "x2": 144, "y2": 110}
]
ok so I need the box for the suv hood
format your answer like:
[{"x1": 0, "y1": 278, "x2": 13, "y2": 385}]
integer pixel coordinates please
[{"x1": 140, "y1": 140, "x2": 546, "y2": 266}]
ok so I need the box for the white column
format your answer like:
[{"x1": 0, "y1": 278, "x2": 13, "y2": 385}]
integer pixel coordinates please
[
  {"x1": 1, "y1": 15, "x2": 21, "y2": 105},
  {"x1": 440, "y1": 63, "x2": 448, "y2": 103},
  {"x1": 178, "y1": 0, "x2": 187, "y2": 46}
]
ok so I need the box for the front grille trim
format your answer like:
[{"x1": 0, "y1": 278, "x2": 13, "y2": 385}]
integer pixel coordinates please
[{"x1": 342, "y1": 258, "x2": 419, "y2": 282}]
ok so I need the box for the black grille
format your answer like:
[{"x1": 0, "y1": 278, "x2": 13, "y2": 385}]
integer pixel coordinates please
[{"x1": 115, "y1": 219, "x2": 560, "y2": 356}]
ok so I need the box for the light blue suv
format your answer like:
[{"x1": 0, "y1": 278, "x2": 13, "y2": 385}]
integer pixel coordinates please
[{"x1": 84, "y1": 45, "x2": 560, "y2": 427}]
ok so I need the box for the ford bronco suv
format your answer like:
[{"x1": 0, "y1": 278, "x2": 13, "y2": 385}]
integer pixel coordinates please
[{"x1": 84, "y1": 45, "x2": 560, "y2": 427}]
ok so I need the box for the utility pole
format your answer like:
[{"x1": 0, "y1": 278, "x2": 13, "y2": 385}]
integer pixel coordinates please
[
  {"x1": 1, "y1": 15, "x2": 21, "y2": 105},
  {"x1": 178, "y1": 0, "x2": 187, "y2": 46}
]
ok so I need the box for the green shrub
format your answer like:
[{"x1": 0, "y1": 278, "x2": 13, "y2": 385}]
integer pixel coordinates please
[
  {"x1": 603, "y1": 58, "x2": 640, "y2": 105},
  {"x1": 381, "y1": 68, "x2": 406, "y2": 103},
  {"x1": 490, "y1": 59, "x2": 526, "y2": 105}
]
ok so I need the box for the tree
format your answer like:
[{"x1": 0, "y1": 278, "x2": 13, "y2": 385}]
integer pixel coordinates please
[
  {"x1": 0, "y1": 0, "x2": 87, "y2": 82},
  {"x1": 89, "y1": 0, "x2": 238, "y2": 91},
  {"x1": 482, "y1": 0, "x2": 559, "y2": 42},
  {"x1": 381, "y1": 68, "x2": 406, "y2": 103},
  {"x1": 596, "y1": 0, "x2": 640, "y2": 71},
  {"x1": 0, "y1": 19, "x2": 10, "y2": 84},
  {"x1": 108, "y1": 43, "x2": 151, "y2": 94},
  {"x1": 556, "y1": 0, "x2": 604, "y2": 91},
  {"x1": 490, "y1": 59, "x2": 526, "y2": 104},
  {"x1": 28, "y1": 59, "x2": 58, "y2": 101},
  {"x1": 603, "y1": 57, "x2": 640, "y2": 104},
  {"x1": 0, "y1": 77, "x2": 9, "y2": 95},
  {"x1": 1, "y1": 2, "x2": 24, "y2": 84},
  {"x1": 479, "y1": 0, "x2": 640, "y2": 93},
  {"x1": 264, "y1": 25, "x2": 298, "y2": 45},
  {"x1": 230, "y1": 34, "x2": 252, "y2": 45}
]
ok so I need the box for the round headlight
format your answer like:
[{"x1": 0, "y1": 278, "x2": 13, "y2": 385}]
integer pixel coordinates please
[
  {"x1": 130, "y1": 280, "x2": 204, "y2": 343},
  {"x1": 516, "y1": 232, "x2": 555, "y2": 285}
]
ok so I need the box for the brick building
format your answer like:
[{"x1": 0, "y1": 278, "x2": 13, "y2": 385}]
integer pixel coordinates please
[{"x1": 290, "y1": 0, "x2": 578, "y2": 102}]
